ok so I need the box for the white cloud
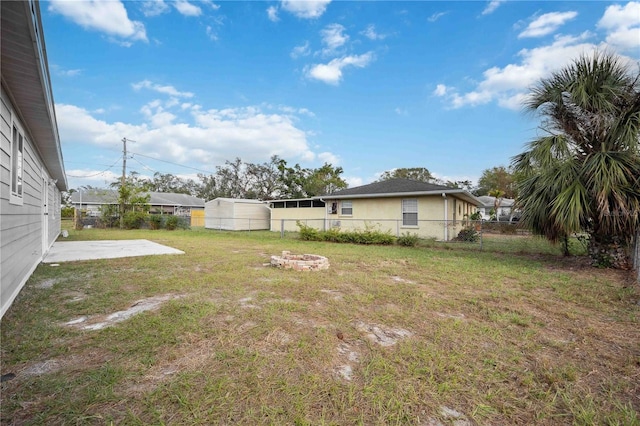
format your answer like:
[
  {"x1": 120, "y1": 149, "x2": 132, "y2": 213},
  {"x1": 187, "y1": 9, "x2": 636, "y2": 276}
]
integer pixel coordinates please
[
  {"x1": 56, "y1": 102, "x2": 328, "y2": 173},
  {"x1": 141, "y1": 0, "x2": 169, "y2": 17},
  {"x1": 291, "y1": 41, "x2": 311, "y2": 59},
  {"x1": 48, "y1": 0, "x2": 147, "y2": 43},
  {"x1": 518, "y1": 11, "x2": 578, "y2": 38},
  {"x1": 320, "y1": 23, "x2": 349, "y2": 53},
  {"x1": 267, "y1": 6, "x2": 279, "y2": 22},
  {"x1": 206, "y1": 26, "x2": 219, "y2": 41},
  {"x1": 281, "y1": 0, "x2": 331, "y2": 19},
  {"x1": 52, "y1": 65, "x2": 82, "y2": 77},
  {"x1": 433, "y1": 84, "x2": 448, "y2": 97},
  {"x1": 361, "y1": 24, "x2": 387, "y2": 40},
  {"x1": 345, "y1": 176, "x2": 363, "y2": 188},
  {"x1": 173, "y1": 0, "x2": 202, "y2": 17},
  {"x1": 598, "y1": 2, "x2": 640, "y2": 29},
  {"x1": 435, "y1": 33, "x2": 607, "y2": 109},
  {"x1": 306, "y1": 52, "x2": 375, "y2": 85},
  {"x1": 482, "y1": 0, "x2": 505, "y2": 16},
  {"x1": 132, "y1": 80, "x2": 194, "y2": 98},
  {"x1": 598, "y1": 2, "x2": 640, "y2": 52},
  {"x1": 428, "y1": 12, "x2": 449, "y2": 23},
  {"x1": 318, "y1": 152, "x2": 340, "y2": 165},
  {"x1": 394, "y1": 107, "x2": 408, "y2": 116}
]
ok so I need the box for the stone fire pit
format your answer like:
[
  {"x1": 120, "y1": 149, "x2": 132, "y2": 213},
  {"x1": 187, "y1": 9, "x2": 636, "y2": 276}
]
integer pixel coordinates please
[{"x1": 270, "y1": 251, "x2": 329, "y2": 271}]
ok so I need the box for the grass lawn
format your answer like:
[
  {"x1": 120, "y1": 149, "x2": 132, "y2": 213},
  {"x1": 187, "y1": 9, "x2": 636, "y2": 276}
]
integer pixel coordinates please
[{"x1": 1, "y1": 226, "x2": 638, "y2": 425}]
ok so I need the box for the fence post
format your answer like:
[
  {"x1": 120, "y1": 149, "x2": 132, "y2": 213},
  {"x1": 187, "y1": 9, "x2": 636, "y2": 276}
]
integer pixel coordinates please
[
  {"x1": 280, "y1": 219, "x2": 285, "y2": 239},
  {"x1": 479, "y1": 220, "x2": 483, "y2": 251}
]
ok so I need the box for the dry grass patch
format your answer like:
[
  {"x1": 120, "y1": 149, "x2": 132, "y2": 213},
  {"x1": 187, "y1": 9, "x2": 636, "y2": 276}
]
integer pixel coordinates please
[{"x1": 1, "y1": 227, "x2": 638, "y2": 425}]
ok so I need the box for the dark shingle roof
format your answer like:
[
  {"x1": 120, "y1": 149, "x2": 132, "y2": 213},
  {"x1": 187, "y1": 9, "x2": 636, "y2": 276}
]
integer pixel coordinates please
[
  {"x1": 324, "y1": 179, "x2": 452, "y2": 197},
  {"x1": 317, "y1": 178, "x2": 481, "y2": 206}
]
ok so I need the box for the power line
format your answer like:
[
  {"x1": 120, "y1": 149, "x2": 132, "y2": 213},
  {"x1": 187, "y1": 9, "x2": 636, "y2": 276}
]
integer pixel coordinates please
[
  {"x1": 66, "y1": 156, "x2": 122, "y2": 178},
  {"x1": 130, "y1": 151, "x2": 216, "y2": 174}
]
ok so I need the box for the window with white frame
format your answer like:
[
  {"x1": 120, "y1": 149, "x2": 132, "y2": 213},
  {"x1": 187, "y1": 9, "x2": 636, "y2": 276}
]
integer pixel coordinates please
[
  {"x1": 10, "y1": 124, "x2": 24, "y2": 204},
  {"x1": 341, "y1": 200, "x2": 352, "y2": 215},
  {"x1": 402, "y1": 198, "x2": 418, "y2": 226}
]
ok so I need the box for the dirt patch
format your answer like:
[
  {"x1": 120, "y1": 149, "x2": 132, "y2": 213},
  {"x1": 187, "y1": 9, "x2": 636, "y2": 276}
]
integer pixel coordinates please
[
  {"x1": 421, "y1": 406, "x2": 471, "y2": 426},
  {"x1": 34, "y1": 279, "x2": 59, "y2": 289},
  {"x1": 320, "y1": 289, "x2": 344, "y2": 301},
  {"x1": 390, "y1": 276, "x2": 415, "y2": 284},
  {"x1": 64, "y1": 294, "x2": 183, "y2": 331},
  {"x1": 334, "y1": 340, "x2": 363, "y2": 381},
  {"x1": 353, "y1": 321, "x2": 413, "y2": 347}
]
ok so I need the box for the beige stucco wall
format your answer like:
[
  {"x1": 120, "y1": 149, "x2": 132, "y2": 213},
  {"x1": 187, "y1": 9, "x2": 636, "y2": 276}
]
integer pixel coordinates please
[
  {"x1": 269, "y1": 195, "x2": 478, "y2": 239},
  {"x1": 270, "y1": 207, "x2": 325, "y2": 232},
  {"x1": 325, "y1": 195, "x2": 477, "y2": 240}
]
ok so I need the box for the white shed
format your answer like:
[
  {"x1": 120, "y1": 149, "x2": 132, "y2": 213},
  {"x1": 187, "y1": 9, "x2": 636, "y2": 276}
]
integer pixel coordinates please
[{"x1": 205, "y1": 198, "x2": 270, "y2": 231}]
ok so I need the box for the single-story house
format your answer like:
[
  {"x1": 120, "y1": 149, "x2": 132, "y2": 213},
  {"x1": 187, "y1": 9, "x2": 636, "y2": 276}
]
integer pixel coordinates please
[
  {"x1": 71, "y1": 189, "x2": 205, "y2": 225},
  {"x1": 477, "y1": 196, "x2": 518, "y2": 221},
  {"x1": 205, "y1": 198, "x2": 270, "y2": 231},
  {"x1": 268, "y1": 198, "x2": 326, "y2": 232},
  {"x1": 270, "y1": 179, "x2": 481, "y2": 240},
  {"x1": 1, "y1": 1, "x2": 68, "y2": 318}
]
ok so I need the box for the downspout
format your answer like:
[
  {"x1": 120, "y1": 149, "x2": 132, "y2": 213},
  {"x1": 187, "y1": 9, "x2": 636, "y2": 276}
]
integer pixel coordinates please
[{"x1": 442, "y1": 193, "x2": 448, "y2": 241}]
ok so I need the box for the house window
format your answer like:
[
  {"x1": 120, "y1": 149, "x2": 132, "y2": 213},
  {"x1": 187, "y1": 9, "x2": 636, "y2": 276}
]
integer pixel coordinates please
[
  {"x1": 341, "y1": 201, "x2": 353, "y2": 215},
  {"x1": 329, "y1": 202, "x2": 338, "y2": 214},
  {"x1": 402, "y1": 199, "x2": 418, "y2": 226},
  {"x1": 10, "y1": 124, "x2": 24, "y2": 204}
]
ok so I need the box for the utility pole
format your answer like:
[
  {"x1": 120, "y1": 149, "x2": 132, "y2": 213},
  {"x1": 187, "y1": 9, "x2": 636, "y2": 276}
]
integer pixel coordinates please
[{"x1": 120, "y1": 137, "x2": 128, "y2": 229}]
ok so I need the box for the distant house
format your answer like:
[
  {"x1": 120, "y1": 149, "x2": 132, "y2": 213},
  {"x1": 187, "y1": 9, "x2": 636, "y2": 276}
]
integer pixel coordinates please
[
  {"x1": 205, "y1": 198, "x2": 270, "y2": 231},
  {"x1": 70, "y1": 190, "x2": 205, "y2": 224},
  {"x1": 477, "y1": 196, "x2": 517, "y2": 221},
  {"x1": 270, "y1": 179, "x2": 481, "y2": 240},
  {"x1": 1, "y1": 1, "x2": 68, "y2": 318}
]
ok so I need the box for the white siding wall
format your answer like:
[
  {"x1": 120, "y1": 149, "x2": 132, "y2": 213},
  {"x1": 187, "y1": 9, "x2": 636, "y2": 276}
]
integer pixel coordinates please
[
  {"x1": 205, "y1": 198, "x2": 235, "y2": 230},
  {"x1": 1, "y1": 85, "x2": 60, "y2": 318},
  {"x1": 205, "y1": 198, "x2": 269, "y2": 231},
  {"x1": 233, "y1": 202, "x2": 270, "y2": 231}
]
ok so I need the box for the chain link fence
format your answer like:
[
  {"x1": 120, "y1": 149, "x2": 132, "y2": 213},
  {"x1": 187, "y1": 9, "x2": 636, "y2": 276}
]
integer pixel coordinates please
[{"x1": 271, "y1": 218, "x2": 588, "y2": 256}]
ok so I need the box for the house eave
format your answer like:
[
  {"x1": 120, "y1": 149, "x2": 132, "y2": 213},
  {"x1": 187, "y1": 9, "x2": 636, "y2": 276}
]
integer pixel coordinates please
[{"x1": 1, "y1": 0, "x2": 67, "y2": 191}]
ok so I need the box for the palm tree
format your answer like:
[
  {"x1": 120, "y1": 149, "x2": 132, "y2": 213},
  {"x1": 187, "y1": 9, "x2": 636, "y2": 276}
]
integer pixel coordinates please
[{"x1": 512, "y1": 51, "x2": 640, "y2": 268}]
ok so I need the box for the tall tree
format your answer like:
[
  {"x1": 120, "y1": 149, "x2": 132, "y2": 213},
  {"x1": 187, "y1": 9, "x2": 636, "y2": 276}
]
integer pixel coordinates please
[
  {"x1": 303, "y1": 163, "x2": 348, "y2": 196},
  {"x1": 377, "y1": 167, "x2": 434, "y2": 182},
  {"x1": 143, "y1": 172, "x2": 198, "y2": 195},
  {"x1": 512, "y1": 52, "x2": 640, "y2": 268},
  {"x1": 475, "y1": 166, "x2": 517, "y2": 198}
]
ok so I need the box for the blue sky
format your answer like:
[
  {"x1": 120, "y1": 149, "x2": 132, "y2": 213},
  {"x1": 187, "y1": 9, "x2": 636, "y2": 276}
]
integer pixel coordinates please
[{"x1": 42, "y1": 0, "x2": 640, "y2": 191}]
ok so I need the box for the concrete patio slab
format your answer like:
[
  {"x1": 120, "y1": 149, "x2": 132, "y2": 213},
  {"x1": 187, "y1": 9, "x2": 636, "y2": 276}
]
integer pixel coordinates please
[{"x1": 43, "y1": 239, "x2": 184, "y2": 263}]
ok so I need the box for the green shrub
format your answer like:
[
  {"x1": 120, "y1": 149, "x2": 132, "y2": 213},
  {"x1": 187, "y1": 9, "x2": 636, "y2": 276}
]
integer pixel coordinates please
[
  {"x1": 296, "y1": 222, "x2": 395, "y2": 245},
  {"x1": 61, "y1": 206, "x2": 75, "y2": 218},
  {"x1": 148, "y1": 215, "x2": 163, "y2": 230},
  {"x1": 297, "y1": 221, "x2": 320, "y2": 240},
  {"x1": 455, "y1": 226, "x2": 479, "y2": 242},
  {"x1": 176, "y1": 216, "x2": 191, "y2": 230},
  {"x1": 123, "y1": 211, "x2": 147, "y2": 229},
  {"x1": 397, "y1": 232, "x2": 419, "y2": 247},
  {"x1": 165, "y1": 215, "x2": 179, "y2": 231}
]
